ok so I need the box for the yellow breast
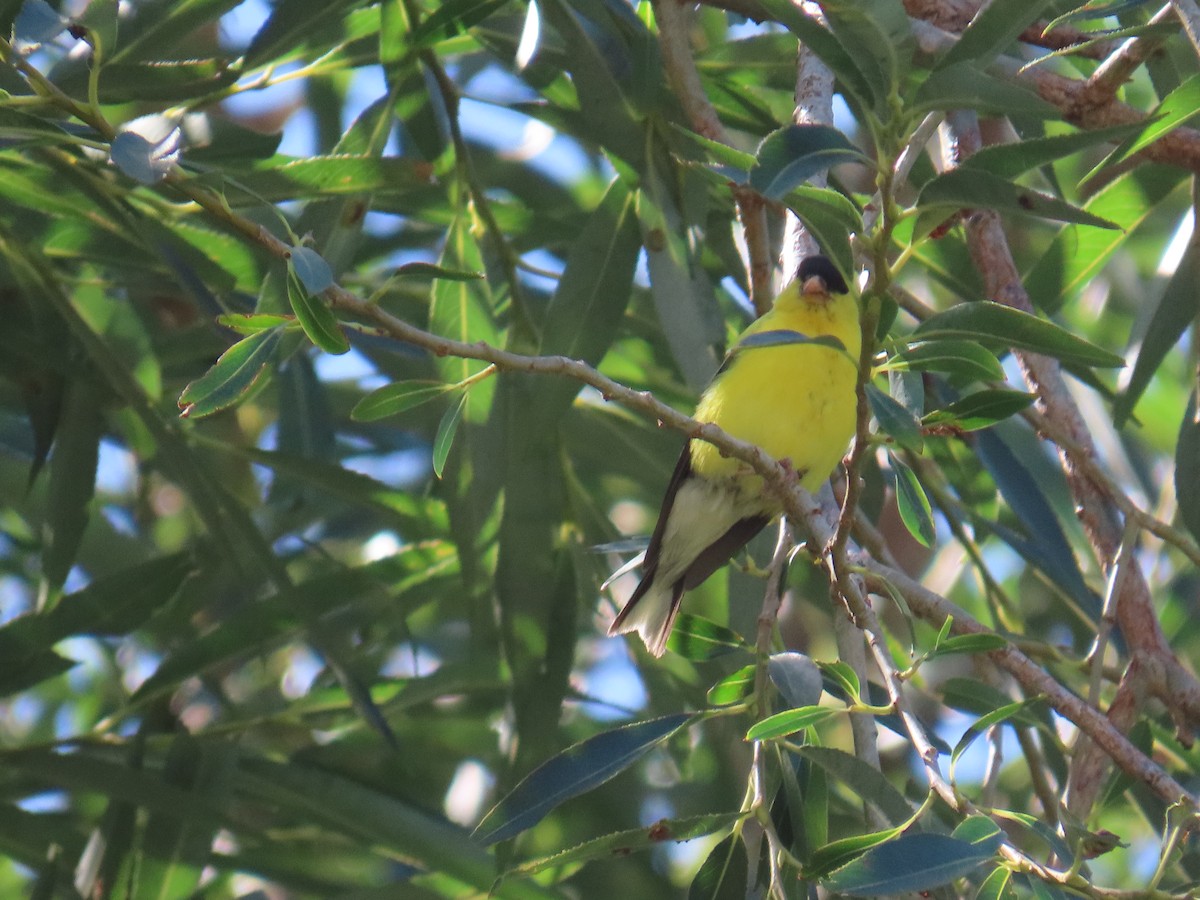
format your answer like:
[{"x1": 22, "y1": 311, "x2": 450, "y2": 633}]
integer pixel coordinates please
[{"x1": 689, "y1": 284, "x2": 861, "y2": 493}]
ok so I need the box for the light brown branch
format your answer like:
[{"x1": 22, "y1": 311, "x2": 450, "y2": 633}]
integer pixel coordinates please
[{"x1": 941, "y1": 109, "x2": 1200, "y2": 818}]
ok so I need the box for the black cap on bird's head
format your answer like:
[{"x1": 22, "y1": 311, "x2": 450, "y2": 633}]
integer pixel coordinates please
[{"x1": 798, "y1": 255, "x2": 850, "y2": 297}]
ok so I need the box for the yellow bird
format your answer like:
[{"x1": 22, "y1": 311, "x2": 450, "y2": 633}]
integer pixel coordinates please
[{"x1": 609, "y1": 255, "x2": 862, "y2": 657}]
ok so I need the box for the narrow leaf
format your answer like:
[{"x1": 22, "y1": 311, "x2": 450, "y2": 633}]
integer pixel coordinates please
[
  {"x1": 1114, "y1": 240, "x2": 1200, "y2": 426},
  {"x1": 915, "y1": 302, "x2": 1126, "y2": 368},
  {"x1": 936, "y1": 0, "x2": 1055, "y2": 69},
  {"x1": 1177, "y1": 391, "x2": 1200, "y2": 545},
  {"x1": 473, "y1": 714, "x2": 692, "y2": 845},
  {"x1": 286, "y1": 269, "x2": 349, "y2": 355},
  {"x1": 966, "y1": 122, "x2": 1147, "y2": 179},
  {"x1": 689, "y1": 832, "x2": 748, "y2": 900},
  {"x1": 1088, "y1": 73, "x2": 1200, "y2": 176},
  {"x1": 917, "y1": 63, "x2": 1057, "y2": 118},
  {"x1": 976, "y1": 865, "x2": 1015, "y2": 900},
  {"x1": 749, "y1": 125, "x2": 868, "y2": 200},
  {"x1": 394, "y1": 261, "x2": 484, "y2": 281},
  {"x1": 885, "y1": 339, "x2": 1005, "y2": 381},
  {"x1": 177, "y1": 327, "x2": 282, "y2": 418},
  {"x1": 509, "y1": 812, "x2": 745, "y2": 877},
  {"x1": 432, "y1": 392, "x2": 467, "y2": 480},
  {"x1": 923, "y1": 389, "x2": 1037, "y2": 431},
  {"x1": 868, "y1": 384, "x2": 923, "y2": 451},
  {"x1": 746, "y1": 707, "x2": 836, "y2": 742},
  {"x1": 352, "y1": 381, "x2": 456, "y2": 422},
  {"x1": 916, "y1": 169, "x2": 1120, "y2": 235},
  {"x1": 889, "y1": 452, "x2": 935, "y2": 547},
  {"x1": 667, "y1": 614, "x2": 746, "y2": 660},
  {"x1": 708, "y1": 665, "x2": 757, "y2": 706},
  {"x1": 781, "y1": 186, "x2": 861, "y2": 281},
  {"x1": 823, "y1": 832, "x2": 998, "y2": 895},
  {"x1": 794, "y1": 746, "x2": 915, "y2": 827}
]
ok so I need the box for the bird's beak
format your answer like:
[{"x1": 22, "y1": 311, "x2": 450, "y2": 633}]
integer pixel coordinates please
[{"x1": 801, "y1": 274, "x2": 828, "y2": 296}]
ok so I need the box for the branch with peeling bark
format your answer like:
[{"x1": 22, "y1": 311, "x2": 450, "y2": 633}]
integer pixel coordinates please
[{"x1": 939, "y1": 107, "x2": 1200, "y2": 818}]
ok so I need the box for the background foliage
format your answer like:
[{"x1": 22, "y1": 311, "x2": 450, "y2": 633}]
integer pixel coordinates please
[{"x1": 1, "y1": 0, "x2": 1200, "y2": 897}]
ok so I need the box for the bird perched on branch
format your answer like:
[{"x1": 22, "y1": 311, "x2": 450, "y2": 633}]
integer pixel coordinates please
[{"x1": 609, "y1": 255, "x2": 862, "y2": 657}]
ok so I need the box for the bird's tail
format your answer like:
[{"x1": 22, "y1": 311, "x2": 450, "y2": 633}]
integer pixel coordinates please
[{"x1": 608, "y1": 577, "x2": 683, "y2": 658}]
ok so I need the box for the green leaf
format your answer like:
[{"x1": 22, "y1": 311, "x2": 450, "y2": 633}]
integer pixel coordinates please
[
  {"x1": 952, "y1": 696, "x2": 1047, "y2": 770},
  {"x1": 707, "y1": 665, "x2": 757, "y2": 706},
  {"x1": 868, "y1": 383, "x2": 923, "y2": 451},
  {"x1": 432, "y1": 392, "x2": 467, "y2": 480},
  {"x1": 808, "y1": 825, "x2": 907, "y2": 878},
  {"x1": 430, "y1": 213, "x2": 499, "y2": 422},
  {"x1": 746, "y1": 706, "x2": 836, "y2": 742},
  {"x1": 177, "y1": 327, "x2": 283, "y2": 418},
  {"x1": 768, "y1": 652, "x2": 823, "y2": 709},
  {"x1": 916, "y1": 63, "x2": 1057, "y2": 118},
  {"x1": 792, "y1": 747, "x2": 916, "y2": 828},
  {"x1": 976, "y1": 866, "x2": 1015, "y2": 900},
  {"x1": 540, "y1": 176, "x2": 643, "y2": 416},
  {"x1": 112, "y1": 0, "x2": 245, "y2": 63},
  {"x1": 885, "y1": 339, "x2": 1005, "y2": 381},
  {"x1": 1177, "y1": 391, "x2": 1200, "y2": 545},
  {"x1": 668, "y1": 122, "x2": 758, "y2": 173},
  {"x1": 928, "y1": 633, "x2": 1009, "y2": 660},
  {"x1": 923, "y1": 389, "x2": 1037, "y2": 431},
  {"x1": 915, "y1": 169, "x2": 1120, "y2": 236},
  {"x1": 474, "y1": 713, "x2": 692, "y2": 845},
  {"x1": 508, "y1": 811, "x2": 745, "y2": 877},
  {"x1": 409, "y1": 0, "x2": 507, "y2": 47},
  {"x1": 215, "y1": 313, "x2": 294, "y2": 334},
  {"x1": 222, "y1": 156, "x2": 440, "y2": 204},
  {"x1": 0, "y1": 108, "x2": 78, "y2": 145},
  {"x1": 1086, "y1": 73, "x2": 1200, "y2": 177},
  {"x1": 914, "y1": 302, "x2": 1126, "y2": 368},
  {"x1": 965, "y1": 122, "x2": 1147, "y2": 179},
  {"x1": 42, "y1": 382, "x2": 102, "y2": 594},
  {"x1": 1114, "y1": 240, "x2": 1200, "y2": 426},
  {"x1": 244, "y1": 0, "x2": 365, "y2": 67},
  {"x1": 289, "y1": 246, "x2": 334, "y2": 293},
  {"x1": 749, "y1": 125, "x2": 868, "y2": 200},
  {"x1": 285, "y1": 269, "x2": 350, "y2": 355},
  {"x1": 65, "y1": 58, "x2": 238, "y2": 103},
  {"x1": 817, "y1": 660, "x2": 862, "y2": 704},
  {"x1": 823, "y1": 832, "x2": 999, "y2": 895},
  {"x1": 889, "y1": 451, "x2": 935, "y2": 547},
  {"x1": 393, "y1": 261, "x2": 484, "y2": 281},
  {"x1": 974, "y1": 429, "x2": 1096, "y2": 612},
  {"x1": 0, "y1": 553, "x2": 193, "y2": 696},
  {"x1": 780, "y1": 186, "x2": 861, "y2": 282},
  {"x1": 1026, "y1": 166, "x2": 1183, "y2": 313},
  {"x1": 233, "y1": 758, "x2": 563, "y2": 900},
  {"x1": 936, "y1": 0, "x2": 1056, "y2": 69},
  {"x1": 822, "y1": 0, "x2": 910, "y2": 112},
  {"x1": 351, "y1": 380, "x2": 457, "y2": 421},
  {"x1": 667, "y1": 614, "x2": 746, "y2": 660},
  {"x1": 689, "y1": 833, "x2": 748, "y2": 900},
  {"x1": 752, "y1": 0, "x2": 875, "y2": 108},
  {"x1": 637, "y1": 166, "x2": 722, "y2": 390}
]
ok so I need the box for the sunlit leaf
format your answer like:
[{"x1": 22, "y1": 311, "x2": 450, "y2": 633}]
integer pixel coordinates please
[{"x1": 177, "y1": 327, "x2": 283, "y2": 418}]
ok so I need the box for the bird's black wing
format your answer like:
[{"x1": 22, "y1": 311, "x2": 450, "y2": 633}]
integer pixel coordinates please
[{"x1": 681, "y1": 514, "x2": 771, "y2": 591}]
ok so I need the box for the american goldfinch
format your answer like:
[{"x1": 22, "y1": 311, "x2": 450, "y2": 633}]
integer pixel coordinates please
[{"x1": 609, "y1": 255, "x2": 862, "y2": 656}]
